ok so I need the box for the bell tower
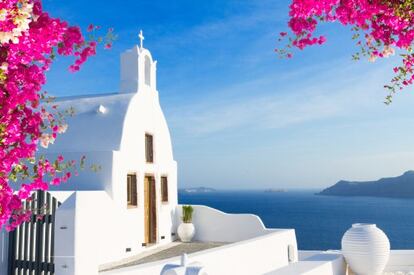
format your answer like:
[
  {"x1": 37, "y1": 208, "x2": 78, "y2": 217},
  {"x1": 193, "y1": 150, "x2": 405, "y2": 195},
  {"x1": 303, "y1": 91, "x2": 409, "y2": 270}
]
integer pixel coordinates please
[{"x1": 120, "y1": 30, "x2": 157, "y2": 93}]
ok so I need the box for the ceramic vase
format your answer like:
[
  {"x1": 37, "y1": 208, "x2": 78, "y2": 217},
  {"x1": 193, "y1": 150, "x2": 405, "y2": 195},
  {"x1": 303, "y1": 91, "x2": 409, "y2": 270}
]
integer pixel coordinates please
[
  {"x1": 177, "y1": 223, "x2": 195, "y2": 243},
  {"x1": 342, "y1": 223, "x2": 390, "y2": 275}
]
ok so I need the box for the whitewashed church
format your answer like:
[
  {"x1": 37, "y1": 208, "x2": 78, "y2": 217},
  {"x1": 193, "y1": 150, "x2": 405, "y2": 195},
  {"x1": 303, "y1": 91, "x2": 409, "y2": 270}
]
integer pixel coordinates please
[
  {"x1": 0, "y1": 33, "x2": 186, "y2": 275},
  {"x1": 46, "y1": 33, "x2": 180, "y2": 273}
]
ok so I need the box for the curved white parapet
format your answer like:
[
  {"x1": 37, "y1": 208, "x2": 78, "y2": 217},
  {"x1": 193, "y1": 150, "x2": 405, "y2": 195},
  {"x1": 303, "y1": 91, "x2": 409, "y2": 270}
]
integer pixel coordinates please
[{"x1": 175, "y1": 205, "x2": 269, "y2": 243}]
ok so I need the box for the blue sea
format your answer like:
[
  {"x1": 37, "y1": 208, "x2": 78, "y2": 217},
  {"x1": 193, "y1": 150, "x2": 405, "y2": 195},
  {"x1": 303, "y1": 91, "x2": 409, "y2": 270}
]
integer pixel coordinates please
[{"x1": 178, "y1": 190, "x2": 414, "y2": 250}]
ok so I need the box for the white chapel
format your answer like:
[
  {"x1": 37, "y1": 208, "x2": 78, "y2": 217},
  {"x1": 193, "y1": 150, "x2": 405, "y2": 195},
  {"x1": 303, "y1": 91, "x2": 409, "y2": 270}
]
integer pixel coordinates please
[{"x1": 43, "y1": 32, "x2": 179, "y2": 273}]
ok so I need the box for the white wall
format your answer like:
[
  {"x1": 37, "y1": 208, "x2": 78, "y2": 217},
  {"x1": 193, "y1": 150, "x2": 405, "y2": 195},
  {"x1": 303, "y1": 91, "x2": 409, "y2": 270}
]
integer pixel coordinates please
[
  {"x1": 53, "y1": 189, "x2": 179, "y2": 275},
  {"x1": 120, "y1": 87, "x2": 174, "y2": 164},
  {"x1": 120, "y1": 47, "x2": 157, "y2": 93},
  {"x1": 120, "y1": 46, "x2": 140, "y2": 93},
  {"x1": 45, "y1": 151, "x2": 115, "y2": 193},
  {"x1": 110, "y1": 151, "x2": 178, "y2": 250},
  {"x1": 55, "y1": 192, "x2": 79, "y2": 275},
  {"x1": 266, "y1": 251, "x2": 345, "y2": 275},
  {"x1": 102, "y1": 229, "x2": 297, "y2": 275},
  {"x1": 384, "y1": 250, "x2": 414, "y2": 272},
  {"x1": 55, "y1": 191, "x2": 132, "y2": 275},
  {"x1": 266, "y1": 250, "x2": 414, "y2": 275},
  {"x1": 175, "y1": 205, "x2": 270, "y2": 243}
]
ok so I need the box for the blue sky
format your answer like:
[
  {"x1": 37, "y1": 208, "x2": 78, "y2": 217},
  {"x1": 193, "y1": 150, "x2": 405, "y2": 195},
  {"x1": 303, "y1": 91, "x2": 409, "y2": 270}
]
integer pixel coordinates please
[{"x1": 43, "y1": 0, "x2": 414, "y2": 189}]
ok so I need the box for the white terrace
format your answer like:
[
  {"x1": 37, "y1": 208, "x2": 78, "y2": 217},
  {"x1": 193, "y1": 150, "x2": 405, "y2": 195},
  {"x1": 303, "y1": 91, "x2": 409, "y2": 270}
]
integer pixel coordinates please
[{"x1": 97, "y1": 205, "x2": 414, "y2": 275}]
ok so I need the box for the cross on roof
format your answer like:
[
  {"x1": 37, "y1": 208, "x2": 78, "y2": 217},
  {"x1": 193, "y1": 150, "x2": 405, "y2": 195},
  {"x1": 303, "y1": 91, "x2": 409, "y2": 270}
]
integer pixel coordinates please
[{"x1": 139, "y1": 30, "x2": 144, "y2": 49}]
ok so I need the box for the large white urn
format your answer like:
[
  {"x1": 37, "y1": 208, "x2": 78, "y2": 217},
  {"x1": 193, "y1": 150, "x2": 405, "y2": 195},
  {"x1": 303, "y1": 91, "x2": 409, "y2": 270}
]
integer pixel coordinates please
[
  {"x1": 177, "y1": 223, "x2": 195, "y2": 243},
  {"x1": 342, "y1": 223, "x2": 390, "y2": 275}
]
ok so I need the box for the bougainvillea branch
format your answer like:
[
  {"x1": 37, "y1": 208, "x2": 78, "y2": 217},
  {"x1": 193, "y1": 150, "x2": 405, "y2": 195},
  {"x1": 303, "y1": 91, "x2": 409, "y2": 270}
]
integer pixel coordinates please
[
  {"x1": 277, "y1": 0, "x2": 414, "y2": 104},
  {"x1": 0, "y1": 0, "x2": 113, "y2": 230}
]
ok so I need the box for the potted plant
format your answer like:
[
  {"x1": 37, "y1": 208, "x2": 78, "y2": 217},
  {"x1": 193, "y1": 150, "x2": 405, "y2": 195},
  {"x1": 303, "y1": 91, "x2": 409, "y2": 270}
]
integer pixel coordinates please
[{"x1": 177, "y1": 205, "x2": 195, "y2": 242}]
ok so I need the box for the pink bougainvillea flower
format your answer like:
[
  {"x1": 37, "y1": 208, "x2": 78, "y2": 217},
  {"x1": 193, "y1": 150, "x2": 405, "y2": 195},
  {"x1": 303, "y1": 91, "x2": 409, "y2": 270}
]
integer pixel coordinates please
[
  {"x1": 87, "y1": 24, "x2": 94, "y2": 32},
  {"x1": 279, "y1": 0, "x2": 414, "y2": 103},
  {"x1": 0, "y1": 0, "x2": 115, "y2": 231}
]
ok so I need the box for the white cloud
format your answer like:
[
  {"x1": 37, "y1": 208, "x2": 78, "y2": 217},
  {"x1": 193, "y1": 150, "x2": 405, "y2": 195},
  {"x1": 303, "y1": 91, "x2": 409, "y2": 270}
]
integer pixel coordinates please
[{"x1": 167, "y1": 60, "x2": 396, "y2": 137}]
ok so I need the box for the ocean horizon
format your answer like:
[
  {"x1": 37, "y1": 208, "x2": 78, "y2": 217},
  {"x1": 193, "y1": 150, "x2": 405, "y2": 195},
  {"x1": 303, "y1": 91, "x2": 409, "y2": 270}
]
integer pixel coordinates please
[{"x1": 178, "y1": 190, "x2": 414, "y2": 250}]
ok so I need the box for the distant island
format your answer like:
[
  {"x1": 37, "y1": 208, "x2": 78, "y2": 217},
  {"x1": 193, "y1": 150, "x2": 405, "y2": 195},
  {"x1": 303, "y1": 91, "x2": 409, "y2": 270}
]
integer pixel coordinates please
[
  {"x1": 179, "y1": 187, "x2": 217, "y2": 194},
  {"x1": 319, "y1": 171, "x2": 414, "y2": 199},
  {"x1": 264, "y1": 188, "x2": 286, "y2": 193}
]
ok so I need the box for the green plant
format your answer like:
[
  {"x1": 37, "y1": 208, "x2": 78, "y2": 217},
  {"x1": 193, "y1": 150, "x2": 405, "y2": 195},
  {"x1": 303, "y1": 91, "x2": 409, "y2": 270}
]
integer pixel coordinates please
[{"x1": 182, "y1": 205, "x2": 194, "y2": 223}]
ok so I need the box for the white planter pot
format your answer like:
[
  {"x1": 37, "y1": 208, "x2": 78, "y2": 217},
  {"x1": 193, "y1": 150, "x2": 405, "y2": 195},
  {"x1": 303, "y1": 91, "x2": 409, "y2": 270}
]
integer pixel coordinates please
[
  {"x1": 177, "y1": 223, "x2": 195, "y2": 243},
  {"x1": 342, "y1": 223, "x2": 390, "y2": 275}
]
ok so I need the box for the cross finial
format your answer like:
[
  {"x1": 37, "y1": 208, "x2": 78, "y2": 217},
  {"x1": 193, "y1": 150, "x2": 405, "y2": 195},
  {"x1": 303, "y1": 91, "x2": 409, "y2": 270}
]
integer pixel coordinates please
[{"x1": 138, "y1": 30, "x2": 144, "y2": 49}]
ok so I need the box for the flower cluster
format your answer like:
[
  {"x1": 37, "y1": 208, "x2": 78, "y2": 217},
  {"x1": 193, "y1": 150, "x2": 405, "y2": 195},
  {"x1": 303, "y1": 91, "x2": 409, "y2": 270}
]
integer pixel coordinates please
[
  {"x1": 278, "y1": 0, "x2": 414, "y2": 103},
  {"x1": 0, "y1": 0, "x2": 33, "y2": 44},
  {"x1": 0, "y1": 0, "x2": 113, "y2": 230}
]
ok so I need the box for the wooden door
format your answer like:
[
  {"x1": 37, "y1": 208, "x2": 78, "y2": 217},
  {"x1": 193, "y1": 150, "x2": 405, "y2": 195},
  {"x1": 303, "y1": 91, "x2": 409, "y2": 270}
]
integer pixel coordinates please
[{"x1": 144, "y1": 176, "x2": 157, "y2": 244}]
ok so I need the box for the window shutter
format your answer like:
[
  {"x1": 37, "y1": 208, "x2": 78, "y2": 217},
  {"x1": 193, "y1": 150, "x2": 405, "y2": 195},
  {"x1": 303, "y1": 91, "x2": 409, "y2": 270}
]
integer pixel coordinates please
[
  {"x1": 132, "y1": 175, "x2": 137, "y2": 205},
  {"x1": 145, "y1": 134, "x2": 154, "y2": 163},
  {"x1": 127, "y1": 174, "x2": 138, "y2": 207},
  {"x1": 127, "y1": 176, "x2": 131, "y2": 205},
  {"x1": 149, "y1": 135, "x2": 153, "y2": 162},
  {"x1": 145, "y1": 135, "x2": 149, "y2": 161},
  {"x1": 161, "y1": 177, "x2": 168, "y2": 202}
]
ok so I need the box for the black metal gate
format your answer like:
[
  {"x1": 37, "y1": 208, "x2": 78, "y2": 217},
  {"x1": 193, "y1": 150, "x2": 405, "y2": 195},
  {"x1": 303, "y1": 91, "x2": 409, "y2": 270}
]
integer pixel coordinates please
[{"x1": 8, "y1": 190, "x2": 61, "y2": 275}]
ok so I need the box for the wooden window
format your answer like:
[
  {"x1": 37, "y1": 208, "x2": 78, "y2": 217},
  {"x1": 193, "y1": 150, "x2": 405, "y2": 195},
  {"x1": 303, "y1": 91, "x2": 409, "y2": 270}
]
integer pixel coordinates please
[
  {"x1": 127, "y1": 174, "x2": 137, "y2": 208},
  {"x1": 161, "y1": 176, "x2": 168, "y2": 203},
  {"x1": 145, "y1": 134, "x2": 154, "y2": 163}
]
